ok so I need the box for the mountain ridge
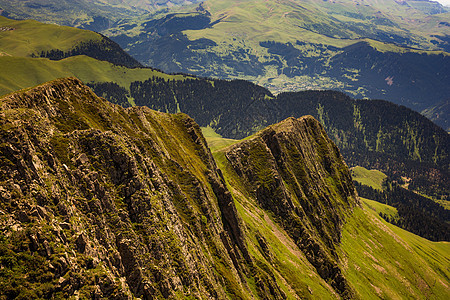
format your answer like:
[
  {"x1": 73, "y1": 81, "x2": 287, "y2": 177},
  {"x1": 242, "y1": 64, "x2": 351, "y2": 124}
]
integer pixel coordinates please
[
  {"x1": 0, "y1": 0, "x2": 203, "y2": 31},
  {"x1": 109, "y1": 77, "x2": 449, "y2": 200},
  {"x1": 0, "y1": 77, "x2": 449, "y2": 299},
  {"x1": 0, "y1": 14, "x2": 446, "y2": 203},
  {"x1": 223, "y1": 115, "x2": 359, "y2": 297},
  {"x1": 0, "y1": 77, "x2": 251, "y2": 298}
]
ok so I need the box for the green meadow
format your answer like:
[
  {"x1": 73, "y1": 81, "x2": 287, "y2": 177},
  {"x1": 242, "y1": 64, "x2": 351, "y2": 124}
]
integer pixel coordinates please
[
  {"x1": 351, "y1": 166, "x2": 387, "y2": 191},
  {"x1": 0, "y1": 16, "x2": 100, "y2": 57},
  {"x1": 0, "y1": 56, "x2": 192, "y2": 97}
]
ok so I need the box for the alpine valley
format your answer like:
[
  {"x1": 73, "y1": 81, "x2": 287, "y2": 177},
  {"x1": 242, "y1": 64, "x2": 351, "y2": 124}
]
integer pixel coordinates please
[
  {"x1": 0, "y1": 0, "x2": 449, "y2": 299},
  {"x1": 1, "y1": 0, "x2": 449, "y2": 129}
]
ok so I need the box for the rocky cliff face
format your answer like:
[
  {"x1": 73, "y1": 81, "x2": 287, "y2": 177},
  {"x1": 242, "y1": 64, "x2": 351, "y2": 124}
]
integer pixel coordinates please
[
  {"x1": 0, "y1": 78, "x2": 254, "y2": 298},
  {"x1": 224, "y1": 116, "x2": 359, "y2": 298},
  {"x1": 0, "y1": 78, "x2": 358, "y2": 299}
]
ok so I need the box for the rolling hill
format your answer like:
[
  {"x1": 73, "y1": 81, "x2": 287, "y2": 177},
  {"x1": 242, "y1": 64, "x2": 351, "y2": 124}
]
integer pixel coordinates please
[
  {"x1": 0, "y1": 16, "x2": 141, "y2": 68},
  {"x1": 0, "y1": 16, "x2": 194, "y2": 98}
]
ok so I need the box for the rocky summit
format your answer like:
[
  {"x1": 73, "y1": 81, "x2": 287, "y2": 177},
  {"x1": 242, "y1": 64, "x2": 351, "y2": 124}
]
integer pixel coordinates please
[{"x1": 0, "y1": 78, "x2": 448, "y2": 299}]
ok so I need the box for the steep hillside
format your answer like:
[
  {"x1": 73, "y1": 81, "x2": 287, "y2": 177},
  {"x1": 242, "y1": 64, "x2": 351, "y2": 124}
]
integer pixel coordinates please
[
  {"x1": 211, "y1": 119, "x2": 450, "y2": 299},
  {"x1": 0, "y1": 77, "x2": 355, "y2": 299},
  {"x1": 1, "y1": 78, "x2": 449, "y2": 299},
  {"x1": 0, "y1": 77, "x2": 252, "y2": 298},
  {"x1": 221, "y1": 116, "x2": 359, "y2": 297},
  {"x1": 276, "y1": 90, "x2": 450, "y2": 199},
  {"x1": 100, "y1": 78, "x2": 448, "y2": 200},
  {"x1": 0, "y1": 16, "x2": 141, "y2": 68},
  {"x1": 339, "y1": 199, "x2": 449, "y2": 299}
]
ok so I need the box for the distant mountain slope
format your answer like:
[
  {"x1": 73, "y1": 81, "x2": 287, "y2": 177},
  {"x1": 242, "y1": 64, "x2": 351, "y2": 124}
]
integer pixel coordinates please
[
  {"x1": 422, "y1": 99, "x2": 450, "y2": 132},
  {"x1": 352, "y1": 166, "x2": 450, "y2": 241},
  {"x1": 0, "y1": 55, "x2": 191, "y2": 97},
  {"x1": 0, "y1": 16, "x2": 141, "y2": 68},
  {"x1": 0, "y1": 16, "x2": 198, "y2": 99},
  {"x1": 0, "y1": 0, "x2": 202, "y2": 31},
  {"x1": 1, "y1": 1, "x2": 449, "y2": 127},
  {"x1": 275, "y1": 91, "x2": 450, "y2": 199},
  {"x1": 101, "y1": 0, "x2": 450, "y2": 127},
  {"x1": 1, "y1": 78, "x2": 448, "y2": 299}
]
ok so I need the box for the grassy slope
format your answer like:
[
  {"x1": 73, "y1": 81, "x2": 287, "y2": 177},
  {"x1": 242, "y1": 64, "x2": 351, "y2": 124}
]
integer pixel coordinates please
[
  {"x1": 0, "y1": 0, "x2": 201, "y2": 28},
  {"x1": 201, "y1": 126, "x2": 238, "y2": 152},
  {"x1": 341, "y1": 199, "x2": 450, "y2": 299},
  {"x1": 350, "y1": 166, "x2": 387, "y2": 190},
  {"x1": 437, "y1": 200, "x2": 450, "y2": 210},
  {"x1": 0, "y1": 16, "x2": 101, "y2": 57},
  {"x1": 205, "y1": 132, "x2": 450, "y2": 299},
  {"x1": 186, "y1": 0, "x2": 351, "y2": 52},
  {"x1": 0, "y1": 16, "x2": 197, "y2": 100},
  {"x1": 0, "y1": 56, "x2": 191, "y2": 97},
  {"x1": 188, "y1": 0, "x2": 449, "y2": 50},
  {"x1": 154, "y1": 0, "x2": 449, "y2": 95},
  {"x1": 351, "y1": 165, "x2": 450, "y2": 210},
  {"x1": 212, "y1": 149, "x2": 339, "y2": 299},
  {"x1": 362, "y1": 197, "x2": 398, "y2": 221}
]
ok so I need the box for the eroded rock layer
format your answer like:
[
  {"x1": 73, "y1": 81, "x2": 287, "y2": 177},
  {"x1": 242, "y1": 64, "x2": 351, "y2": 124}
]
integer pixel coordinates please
[
  {"x1": 0, "y1": 78, "x2": 358, "y2": 299},
  {"x1": 0, "y1": 78, "x2": 251, "y2": 298},
  {"x1": 224, "y1": 116, "x2": 359, "y2": 298}
]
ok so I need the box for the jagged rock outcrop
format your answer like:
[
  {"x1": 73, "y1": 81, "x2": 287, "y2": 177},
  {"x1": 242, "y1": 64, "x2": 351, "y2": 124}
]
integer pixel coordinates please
[
  {"x1": 0, "y1": 78, "x2": 255, "y2": 298},
  {"x1": 224, "y1": 116, "x2": 359, "y2": 298},
  {"x1": 0, "y1": 78, "x2": 362, "y2": 299}
]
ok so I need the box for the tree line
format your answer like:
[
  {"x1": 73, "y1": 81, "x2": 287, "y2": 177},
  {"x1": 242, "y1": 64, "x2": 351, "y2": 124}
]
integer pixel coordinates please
[
  {"x1": 38, "y1": 35, "x2": 142, "y2": 68},
  {"x1": 354, "y1": 180, "x2": 449, "y2": 241}
]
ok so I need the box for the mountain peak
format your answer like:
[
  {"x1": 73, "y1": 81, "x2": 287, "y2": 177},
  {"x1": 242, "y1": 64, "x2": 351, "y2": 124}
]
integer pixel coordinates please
[
  {"x1": 266, "y1": 115, "x2": 322, "y2": 133},
  {"x1": 1, "y1": 77, "x2": 98, "y2": 113},
  {"x1": 224, "y1": 115, "x2": 359, "y2": 297}
]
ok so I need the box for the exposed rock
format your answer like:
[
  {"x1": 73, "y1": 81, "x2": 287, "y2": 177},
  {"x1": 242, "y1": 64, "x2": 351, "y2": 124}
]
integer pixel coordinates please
[
  {"x1": 0, "y1": 77, "x2": 366, "y2": 299},
  {"x1": 225, "y1": 116, "x2": 359, "y2": 298},
  {"x1": 0, "y1": 78, "x2": 249, "y2": 298}
]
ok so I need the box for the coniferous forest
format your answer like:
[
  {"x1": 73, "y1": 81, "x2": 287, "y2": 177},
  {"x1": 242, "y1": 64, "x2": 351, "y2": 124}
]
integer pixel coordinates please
[
  {"x1": 354, "y1": 180, "x2": 450, "y2": 241},
  {"x1": 39, "y1": 36, "x2": 142, "y2": 68}
]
